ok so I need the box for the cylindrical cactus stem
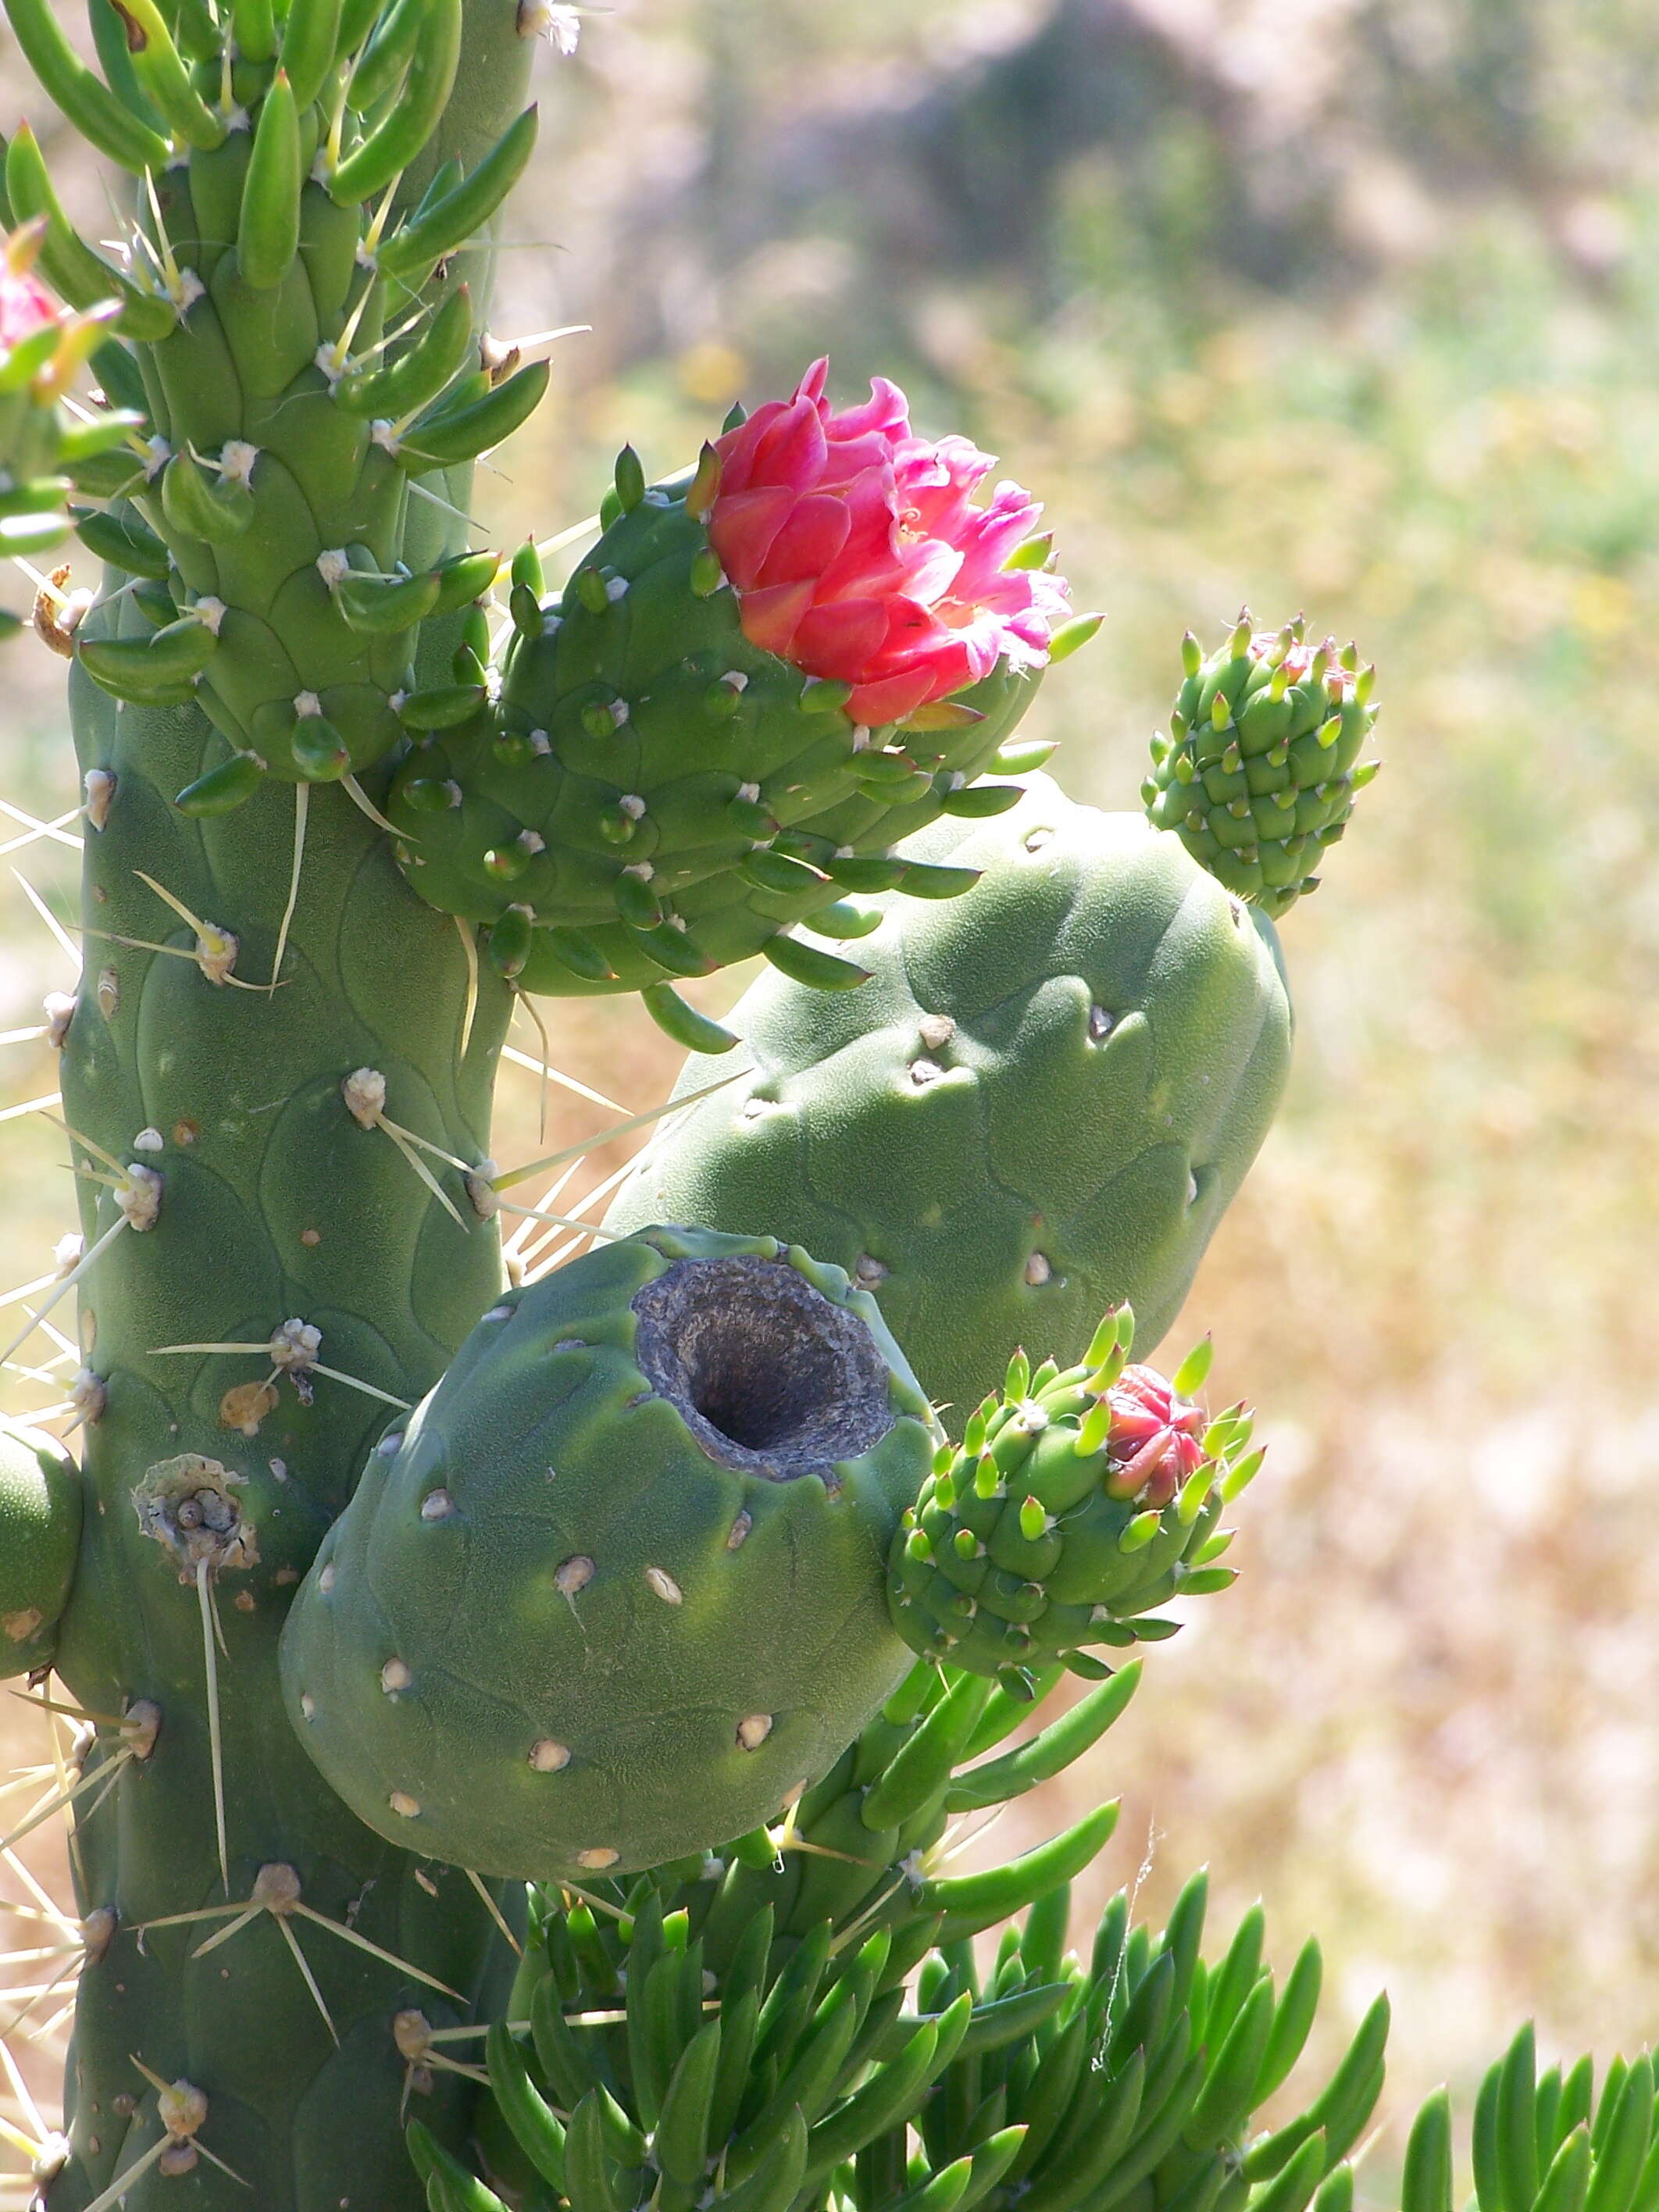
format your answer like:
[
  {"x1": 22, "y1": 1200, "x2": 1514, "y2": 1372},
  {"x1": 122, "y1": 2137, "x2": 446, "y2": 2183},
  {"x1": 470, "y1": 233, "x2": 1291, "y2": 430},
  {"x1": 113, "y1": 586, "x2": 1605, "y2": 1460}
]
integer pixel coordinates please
[
  {"x1": 53, "y1": 680, "x2": 516, "y2": 2205},
  {"x1": 604, "y1": 774, "x2": 1293, "y2": 1426},
  {"x1": 5, "y1": 1, "x2": 541, "y2": 2202}
]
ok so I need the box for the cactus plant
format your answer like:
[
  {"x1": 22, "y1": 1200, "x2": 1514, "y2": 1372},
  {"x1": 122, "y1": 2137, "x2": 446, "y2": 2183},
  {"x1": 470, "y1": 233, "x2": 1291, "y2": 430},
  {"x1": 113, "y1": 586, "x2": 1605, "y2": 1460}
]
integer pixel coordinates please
[
  {"x1": 0, "y1": 9, "x2": 1622, "y2": 2212},
  {"x1": 0, "y1": 0, "x2": 544, "y2": 2200},
  {"x1": 0, "y1": 2, "x2": 1118, "y2": 2193}
]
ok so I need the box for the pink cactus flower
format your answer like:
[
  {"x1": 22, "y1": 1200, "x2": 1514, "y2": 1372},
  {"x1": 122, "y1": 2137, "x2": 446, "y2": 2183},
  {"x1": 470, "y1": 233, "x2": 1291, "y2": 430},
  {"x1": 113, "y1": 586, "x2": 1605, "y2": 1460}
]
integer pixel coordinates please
[
  {"x1": 1252, "y1": 626, "x2": 1356, "y2": 701},
  {"x1": 0, "y1": 252, "x2": 55, "y2": 354},
  {"x1": 1101, "y1": 1364, "x2": 1208, "y2": 1509},
  {"x1": 707, "y1": 357, "x2": 1072, "y2": 729}
]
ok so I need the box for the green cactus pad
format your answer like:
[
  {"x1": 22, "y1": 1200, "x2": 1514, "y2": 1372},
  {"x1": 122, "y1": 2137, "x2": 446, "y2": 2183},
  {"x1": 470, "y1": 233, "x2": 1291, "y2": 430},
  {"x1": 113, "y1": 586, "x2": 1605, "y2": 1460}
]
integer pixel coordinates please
[
  {"x1": 280, "y1": 1226, "x2": 937, "y2": 1878},
  {"x1": 1143, "y1": 613, "x2": 1380, "y2": 915},
  {"x1": 0, "y1": 1415, "x2": 83, "y2": 1677},
  {"x1": 386, "y1": 469, "x2": 1043, "y2": 992},
  {"x1": 888, "y1": 1317, "x2": 1257, "y2": 1680},
  {"x1": 605, "y1": 776, "x2": 1292, "y2": 1428}
]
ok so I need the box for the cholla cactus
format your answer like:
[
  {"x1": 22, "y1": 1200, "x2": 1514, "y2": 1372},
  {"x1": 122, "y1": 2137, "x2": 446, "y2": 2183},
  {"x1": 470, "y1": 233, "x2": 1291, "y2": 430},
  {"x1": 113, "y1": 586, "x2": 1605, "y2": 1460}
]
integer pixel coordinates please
[
  {"x1": 0, "y1": 4, "x2": 1608, "y2": 2211},
  {"x1": 0, "y1": 0, "x2": 544, "y2": 2200}
]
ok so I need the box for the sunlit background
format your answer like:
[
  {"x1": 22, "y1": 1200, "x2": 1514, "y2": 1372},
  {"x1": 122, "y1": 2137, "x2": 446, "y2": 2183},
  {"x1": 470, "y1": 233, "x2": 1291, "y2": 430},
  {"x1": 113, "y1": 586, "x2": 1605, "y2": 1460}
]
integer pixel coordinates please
[{"x1": 4, "y1": 0, "x2": 1659, "y2": 2175}]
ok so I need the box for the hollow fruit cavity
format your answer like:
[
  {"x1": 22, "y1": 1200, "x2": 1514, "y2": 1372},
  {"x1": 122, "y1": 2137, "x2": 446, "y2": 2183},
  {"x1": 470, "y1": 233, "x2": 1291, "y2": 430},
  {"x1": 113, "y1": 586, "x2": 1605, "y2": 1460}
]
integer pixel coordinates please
[{"x1": 631, "y1": 1255, "x2": 894, "y2": 1479}]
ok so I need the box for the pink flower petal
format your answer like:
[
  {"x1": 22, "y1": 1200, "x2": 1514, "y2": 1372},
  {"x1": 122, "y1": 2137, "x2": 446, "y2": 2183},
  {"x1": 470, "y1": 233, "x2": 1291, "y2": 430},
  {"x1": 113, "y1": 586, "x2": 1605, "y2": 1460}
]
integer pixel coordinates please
[
  {"x1": 791, "y1": 598, "x2": 892, "y2": 680},
  {"x1": 0, "y1": 269, "x2": 53, "y2": 350},
  {"x1": 845, "y1": 667, "x2": 938, "y2": 726},
  {"x1": 744, "y1": 393, "x2": 828, "y2": 494},
  {"x1": 708, "y1": 485, "x2": 797, "y2": 592},
  {"x1": 890, "y1": 628, "x2": 978, "y2": 698},
  {"x1": 737, "y1": 578, "x2": 816, "y2": 658},
  {"x1": 713, "y1": 396, "x2": 791, "y2": 499},
  {"x1": 892, "y1": 537, "x2": 965, "y2": 607},
  {"x1": 752, "y1": 494, "x2": 851, "y2": 590},
  {"x1": 828, "y1": 376, "x2": 911, "y2": 443},
  {"x1": 814, "y1": 469, "x2": 906, "y2": 601}
]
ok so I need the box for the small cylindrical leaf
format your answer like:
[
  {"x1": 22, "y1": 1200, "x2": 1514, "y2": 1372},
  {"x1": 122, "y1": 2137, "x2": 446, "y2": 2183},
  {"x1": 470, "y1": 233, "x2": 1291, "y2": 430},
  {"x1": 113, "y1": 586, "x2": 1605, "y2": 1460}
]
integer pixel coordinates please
[
  {"x1": 117, "y1": 0, "x2": 227, "y2": 151},
  {"x1": 73, "y1": 504, "x2": 170, "y2": 580},
  {"x1": 337, "y1": 282, "x2": 474, "y2": 419},
  {"x1": 3, "y1": 0, "x2": 170, "y2": 172},
  {"x1": 238, "y1": 73, "x2": 302, "y2": 288},
  {"x1": 394, "y1": 361, "x2": 549, "y2": 471},
  {"x1": 281, "y1": 0, "x2": 345, "y2": 110},
  {"x1": 1401, "y1": 2091, "x2": 1454, "y2": 2212},
  {"x1": 173, "y1": 753, "x2": 266, "y2": 816},
  {"x1": 641, "y1": 985, "x2": 739, "y2": 1055},
  {"x1": 762, "y1": 935, "x2": 870, "y2": 992},
  {"x1": 330, "y1": 0, "x2": 462, "y2": 204},
  {"x1": 376, "y1": 105, "x2": 540, "y2": 287},
  {"x1": 485, "y1": 2021, "x2": 566, "y2": 2189},
  {"x1": 348, "y1": 0, "x2": 426, "y2": 112}
]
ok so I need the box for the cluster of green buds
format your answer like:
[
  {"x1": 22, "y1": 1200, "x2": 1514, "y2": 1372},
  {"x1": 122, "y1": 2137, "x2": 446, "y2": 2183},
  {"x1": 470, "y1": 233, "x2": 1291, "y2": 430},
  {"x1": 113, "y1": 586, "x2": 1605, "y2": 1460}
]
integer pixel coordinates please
[
  {"x1": 1143, "y1": 614, "x2": 1380, "y2": 916},
  {"x1": 0, "y1": 218, "x2": 139, "y2": 626},
  {"x1": 887, "y1": 1309, "x2": 1261, "y2": 1693}
]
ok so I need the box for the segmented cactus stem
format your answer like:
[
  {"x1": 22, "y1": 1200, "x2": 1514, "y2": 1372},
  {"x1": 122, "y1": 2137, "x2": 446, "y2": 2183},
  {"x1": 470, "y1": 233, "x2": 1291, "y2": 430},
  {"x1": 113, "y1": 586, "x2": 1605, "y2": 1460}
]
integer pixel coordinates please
[{"x1": 0, "y1": 1, "x2": 541, "y2": 2200}]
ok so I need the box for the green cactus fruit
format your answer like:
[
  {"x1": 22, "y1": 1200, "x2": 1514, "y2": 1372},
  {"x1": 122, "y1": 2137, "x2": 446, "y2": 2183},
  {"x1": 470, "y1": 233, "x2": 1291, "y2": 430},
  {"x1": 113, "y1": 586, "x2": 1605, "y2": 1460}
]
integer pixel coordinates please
[
  {"x1": 1143, "y1": 612, "x2": 1380, "y2": 915},
  {"x1": 386, "y1": 465, "x2": 1042, "y2": 1001},
  {"x1": 887, "y1": 1314, "x2": 1258, "y2": 1683},
  {"x1": 0, "y1": 1415, "x2": 83, "y2": 1675},
  {"x1": 605, "y1": 776, "x2": 1291, "y2": 1429},
  {"x1": 280, "y1": 1226, "x2": 937, "y2": 1879}
]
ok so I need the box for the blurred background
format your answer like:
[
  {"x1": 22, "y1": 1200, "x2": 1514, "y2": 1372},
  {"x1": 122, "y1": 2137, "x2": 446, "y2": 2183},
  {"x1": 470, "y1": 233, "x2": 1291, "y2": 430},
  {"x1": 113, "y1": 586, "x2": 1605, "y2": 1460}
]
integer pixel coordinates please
[{"x1": 5, "y1": 0, "x2": 1659, "y2": 2175}]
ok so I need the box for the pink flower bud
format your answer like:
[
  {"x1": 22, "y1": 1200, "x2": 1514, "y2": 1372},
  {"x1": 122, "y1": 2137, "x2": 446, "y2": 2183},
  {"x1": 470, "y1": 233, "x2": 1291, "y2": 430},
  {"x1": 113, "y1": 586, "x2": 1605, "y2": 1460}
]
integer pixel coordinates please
[
  {"x1": 1101, "y1": 1364, "x2": 1207, "y2": 1507},
  {"x1": 708, "y1": 358, "x2": 1071, "y2": 727}
]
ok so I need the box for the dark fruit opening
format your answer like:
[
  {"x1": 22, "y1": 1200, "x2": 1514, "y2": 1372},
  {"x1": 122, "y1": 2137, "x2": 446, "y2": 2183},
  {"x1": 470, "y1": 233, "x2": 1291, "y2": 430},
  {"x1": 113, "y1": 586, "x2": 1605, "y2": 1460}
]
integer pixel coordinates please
[{"x1": 631, "y1": 1254, "x2": 896, "y2": 1482}]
